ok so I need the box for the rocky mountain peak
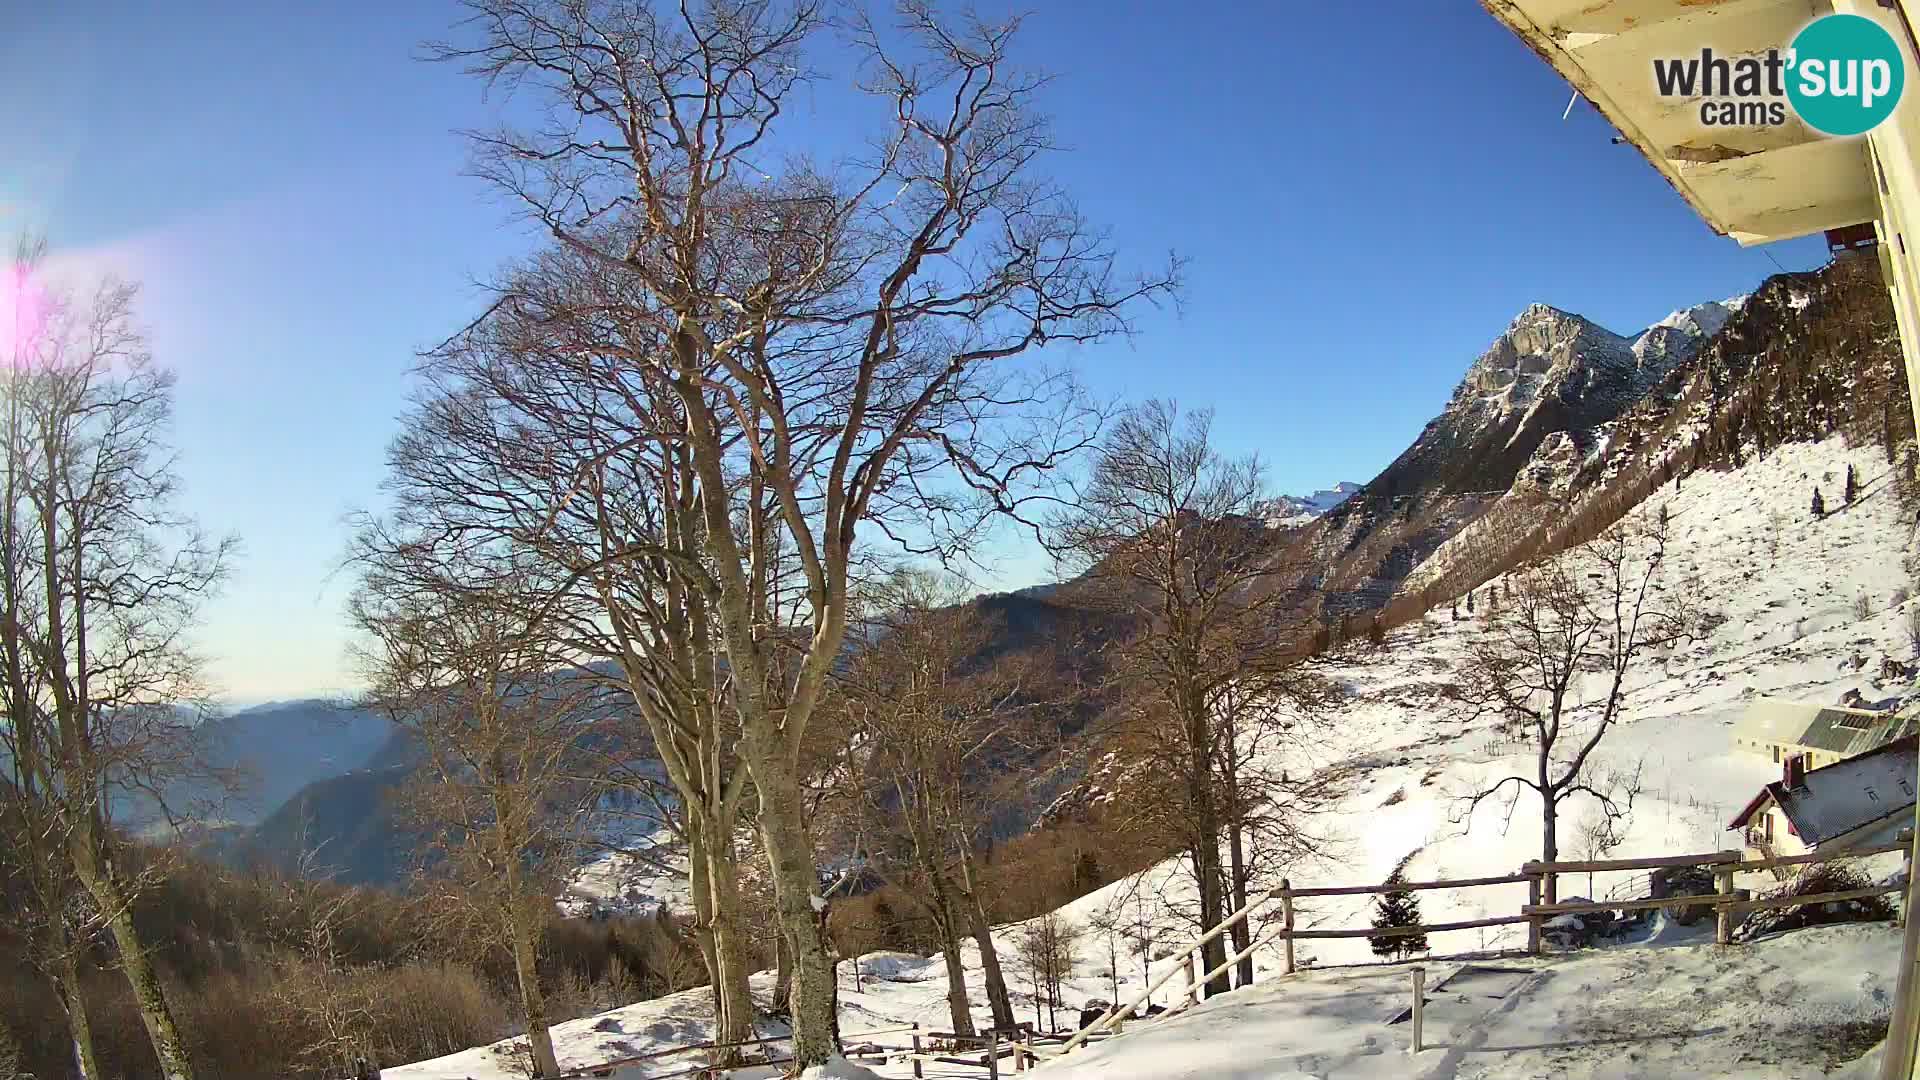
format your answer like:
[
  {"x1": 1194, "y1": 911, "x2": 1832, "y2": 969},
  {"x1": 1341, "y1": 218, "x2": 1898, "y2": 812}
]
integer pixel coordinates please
[{"x1": 1458, "y1": 305, "x2": 1631, "y2": 406}]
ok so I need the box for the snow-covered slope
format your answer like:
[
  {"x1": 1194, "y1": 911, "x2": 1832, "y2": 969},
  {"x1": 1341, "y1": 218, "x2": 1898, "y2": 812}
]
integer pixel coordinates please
[
  {"x1": 1263, "y1": 482, "x2": 1363, "y2": 527},
  {"x1": 390, "y1": 434, "x2": 1914, "y2": 1079}
]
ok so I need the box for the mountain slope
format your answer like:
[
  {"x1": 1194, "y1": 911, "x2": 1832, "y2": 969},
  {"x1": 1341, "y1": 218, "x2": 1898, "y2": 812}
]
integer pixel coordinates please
[{"x1": 389, "y1": 431, "x2": 1915, "y2": 1079}]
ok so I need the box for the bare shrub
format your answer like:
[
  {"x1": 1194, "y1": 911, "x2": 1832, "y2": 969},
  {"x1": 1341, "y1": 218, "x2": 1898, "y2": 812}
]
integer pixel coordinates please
[
  {"x1": 1015, "y1": 914, "x2": 1082, "y2": 1032},
  {"x1": 1735, "y1": 863, "x2": 1896, "y2": 942},
  {"x1": 1855, "y1": 593, "x2": 1876, "y2": 620}
]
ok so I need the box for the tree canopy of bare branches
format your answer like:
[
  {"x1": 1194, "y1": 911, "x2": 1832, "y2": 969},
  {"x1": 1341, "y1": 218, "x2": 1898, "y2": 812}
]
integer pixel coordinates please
[
  {"x1": 352, "y1": 542, "x2": 612, "y2": 1078},
  {"x1": 0, "y1": 238, "x2": 236, "y2": 1080},
  {"x1": 424, "y1": 1, "x2": 1176, "y2": 1062},
  {"x1": 1453, "y1": 515, "x2": 1683, "y2": 901},
  {"x1": 1050, "y1": 401, "x2": 1326, "y2": 994},
  {"x1": 834, "y1": 570, "x2": 1041, "y2": 1034}
]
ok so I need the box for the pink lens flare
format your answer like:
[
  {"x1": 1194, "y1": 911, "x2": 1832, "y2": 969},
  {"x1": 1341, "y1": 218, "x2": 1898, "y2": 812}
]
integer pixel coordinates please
[{"x1": 0, "y1": 262, "x2": 51, "y2": 366}]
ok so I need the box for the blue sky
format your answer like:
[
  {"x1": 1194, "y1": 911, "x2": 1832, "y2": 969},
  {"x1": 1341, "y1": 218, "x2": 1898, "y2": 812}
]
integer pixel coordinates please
[{"x1": 1, "y1": 2, "x2": 1827, "y2": 702}]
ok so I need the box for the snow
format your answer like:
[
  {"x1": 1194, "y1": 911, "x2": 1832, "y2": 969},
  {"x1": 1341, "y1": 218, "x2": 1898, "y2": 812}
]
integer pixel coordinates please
[
  {"x1": 797, "y1": 1056, "x2": 885, "y2": 1079},
  {"x1": 391, "y1": 436, "x2": 1913, "y2": 1080},
  {"x1": 1638, "y1": 295, "x2": 1746, "y2": 343},
  {"x1": 559, "y1": 832, "x2": 691, "y2": 919},
  {"x1": 1264, "y1": 482, "x2": 1364, "y2": 528},
  {"x1": 1017, "y1": 924, "x2": 1897, "y2": 1080}
]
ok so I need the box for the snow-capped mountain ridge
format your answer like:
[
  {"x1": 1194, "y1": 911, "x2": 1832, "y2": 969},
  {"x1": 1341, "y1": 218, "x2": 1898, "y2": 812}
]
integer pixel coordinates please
[{"x1": 1261, "y1": 481, "x2": 1362, "y2": 527}]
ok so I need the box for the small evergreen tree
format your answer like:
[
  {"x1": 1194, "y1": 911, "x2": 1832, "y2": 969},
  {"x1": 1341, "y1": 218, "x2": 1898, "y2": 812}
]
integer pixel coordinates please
[
  {"x1": 1812, "y1": 486, "x2": 1826, "y2": 518},
  {"x1": 1466, "y1": 590, "x2": 1475, "y2": 615},
  {"x1": 1845, "y1": 464, "x2": 1858, "y2": 505},
  {"x1": 1449, "y1": 601, "x2": 1459, "y2": 622},
  {"x1": 1369, "y1": 869, "x2": 1427, "y2": 960},
  {"x1": 1366, "y1": 617, "x2": 1386, "y2": 648},
  {"x1": 1658, "y1": 503, "x2": 1669, "y2": 530}
]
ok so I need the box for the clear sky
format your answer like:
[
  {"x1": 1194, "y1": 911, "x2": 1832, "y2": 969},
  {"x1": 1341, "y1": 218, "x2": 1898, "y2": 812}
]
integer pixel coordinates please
[{"x1": 1, "y1": 2, "x2": 1829, "y2": 704}]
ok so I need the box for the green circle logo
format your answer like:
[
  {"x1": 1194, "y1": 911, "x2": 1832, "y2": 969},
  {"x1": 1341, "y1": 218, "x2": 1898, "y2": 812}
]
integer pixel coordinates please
[{"x1": 1787, "y1": 14, "x2": 1906, "y2": 136}]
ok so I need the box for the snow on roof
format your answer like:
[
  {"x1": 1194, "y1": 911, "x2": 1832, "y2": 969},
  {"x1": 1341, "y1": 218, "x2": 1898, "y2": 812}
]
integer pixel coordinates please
[
  {"x1": 1732, "y1": 736, "x2": 1919, "y2": 846},
  {"x1": 1734, "y1": 697, "x2": 1912, "y2": 756}
]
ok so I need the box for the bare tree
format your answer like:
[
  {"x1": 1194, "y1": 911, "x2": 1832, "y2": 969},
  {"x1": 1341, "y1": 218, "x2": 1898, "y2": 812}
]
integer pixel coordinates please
[
  {"x1": 0, "y1": 242, "x2": 234, "y2": 1080},
  {"x1": 351, "y1": 546, "x2": 605, "y2": 1079},
  {"x1": 380, "y1": 239, "x2": 764, "y2": 1052},
  {"x1": 1050, "y1": 401, "x2": 1322, "y2": 996},
  {"x1": 428, "y1": 2, "x2": 1174, "y2": 1064},
  {"x1": 1454, "y1": 516, "x2": 1681, "y2": 902},
  {"x1": 1210, "y1": 679, "x2": 1334, "y2": 986},
  {"x1": 1572, "y1": 798, "x2": 1632, "y2": 899},
  {"x1": 1014, "y1": 912, "x2": 1079, "y2": 1032},
  {"x1": 837, "y1": 571, "x2": 1035, "y2": 1034}
]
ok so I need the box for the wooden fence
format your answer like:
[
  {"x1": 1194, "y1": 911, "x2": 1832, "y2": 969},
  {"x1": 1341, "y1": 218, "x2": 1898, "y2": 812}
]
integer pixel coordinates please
[
  {"x1": 542, "y1": 834, "x2": 1911, "y2": 1076},
  {"x1": 1521, "y1": 837, "x2": 1913, "y2": 946},
  {"x1": 1056, "y1": 832, "x2": 1913, "y2": 1057}
]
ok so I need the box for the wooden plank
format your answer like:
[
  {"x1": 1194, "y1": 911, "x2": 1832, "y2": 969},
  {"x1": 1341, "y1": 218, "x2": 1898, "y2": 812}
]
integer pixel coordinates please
[
  {"x1": 1715, "y1": 865, "x2": 1736, "y2": 945},
  {"x1": 1275, "y1": 873, "x2": 1532, "y2": 899},
  {"x1": 1282, "y1": 915, "x2": 1530, "y2": 941},
  {"x1": 1719, "y1": 885, "x2": 1902, "y2": 913},
  {"x1": 1735, "y1": 840, "x2": 1909, "y2": 873},
  {"x1": 1527, "y1": 873, "x2": 1541, "y2": 956},
  {"x1": 1524, "y1": 894, "x2": 1731, "y2": 916},
  {"x1": 1524, "y1": 851, "x2": 1739, "y2": 874}
]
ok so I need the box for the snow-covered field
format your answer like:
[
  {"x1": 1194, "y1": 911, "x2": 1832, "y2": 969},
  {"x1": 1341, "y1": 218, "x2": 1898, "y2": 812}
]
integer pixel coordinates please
[
  {"x1": 1020, "y1": 921, "x2": 1899, "y2": 1080},
  {"x1": 392, "y1": 436, "x2": 1914, "y2": 1080}
]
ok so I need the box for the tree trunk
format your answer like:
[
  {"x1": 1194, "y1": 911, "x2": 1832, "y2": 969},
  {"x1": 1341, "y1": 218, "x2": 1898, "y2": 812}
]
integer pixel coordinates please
[
  {"x1": 509, "y1": 905, "x2": 562, "y2": 1078},
  {"x1": 54, "y1": 944, "x2": 101, "y2": 1080},
  {"x1": 1189, "y1": 842, "x2": 1230, "y2": 997},
  {"x1": 773, "y1": 933, "x2": 794, "y2": 1015},
  {"x1": 1541, "y1": 794, "x2": 1560, "y2": 905},
  {"x1": 929, "y1": 882, "x2": 975, "y2": 1037},
  {"x1": 705, "y1": 839, "x2": 757, "y2": 1054},
  {"x1": 1185, "y1": 698, "x2": 1230, "y2": 996},
  {"x1": 70, "y1": 833, "x2": 195, "y2": 1080},
  {"x1": 938, "y1": 928, "x2": 974, "y2": 1037},
  {"x1": 748, "y1": 764, "x2": 838, "y2": 1068},
  {"x1": 1227, "y1": 821, "x2": 1253, "y2": 989},
  {"x1": 686, "y1": 817, "x2": 724, "y2": 1024},
  {"x1": 957, "y1": 855, "x2": 1016, "y2": 1032}
]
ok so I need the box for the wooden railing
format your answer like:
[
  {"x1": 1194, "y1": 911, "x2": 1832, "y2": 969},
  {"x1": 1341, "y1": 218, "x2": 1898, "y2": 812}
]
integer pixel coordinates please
[
  {"x1": 1522, "y1": 836, "x2": 1912, "y2": 946},
  {"x1": 539, "y1": 835, "x2": 1913, "y2": 1076},
  {"x1": 1054, "y1": 833, "x2": 1912, "y2": 1060},
  {"x1": 1055, "y1": 868, "x2": 1535, "y2": 1053}
]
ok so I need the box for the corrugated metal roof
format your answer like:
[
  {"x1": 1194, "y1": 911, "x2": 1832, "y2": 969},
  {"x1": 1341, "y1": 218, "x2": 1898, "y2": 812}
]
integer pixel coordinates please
[
  {"x1": 1735, "y1": 697, "x2": 1912, "y2": 755},
  {"x1": 1797, "y1": 708, "x2": 1918, "y2": 756}
]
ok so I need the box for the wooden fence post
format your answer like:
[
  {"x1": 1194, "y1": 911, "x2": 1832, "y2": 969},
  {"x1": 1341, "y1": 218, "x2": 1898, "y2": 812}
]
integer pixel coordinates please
[
  {"x1": 1526, "y1": 870, "x2": 1542, "y2": 956},
  {"x1": 1715, "y1": 858, "x2": 1736, "y2": 945},
  {"x1": 1185, "y1": 950, "x2": 1200, "y2": 1007},
  {"x1": 1281, "y1": 878, "x2": 1296, "y2": 975},
  {"x1": 1409, "y1": 966, "x2": 1426, "y2": 1054},
  {"x1": 988, "y1": 1032, "x2": 999, "y2": 1080},
  {"x1": 911, "y1": 1026, "x2": 922, "y2": 1080}
]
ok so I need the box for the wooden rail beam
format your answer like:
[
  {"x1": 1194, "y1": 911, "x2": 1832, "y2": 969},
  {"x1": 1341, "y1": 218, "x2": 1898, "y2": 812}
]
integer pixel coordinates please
[
  {"x1": 1274, "y1": 873, "x2": 1532, "y2": 899},
  {"x1": 1524, "y1": 851, "x2": 1740, "y2": 874},
  {"x1": 1283, "y1": 915, "x2": 1531, "y2": 941},
  {"x1": 1719, "y1": 885, "x2": 1902, "y2": 912}
]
